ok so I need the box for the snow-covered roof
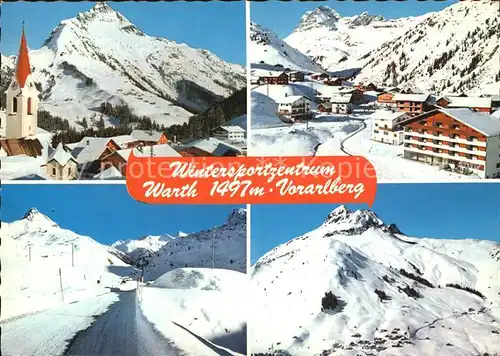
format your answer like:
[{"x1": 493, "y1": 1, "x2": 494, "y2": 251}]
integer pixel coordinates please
[
  {"x1": 64, "y1": 142, "x2": 79, "y2": 151},
  {"x1": 71, "y1": 137, "x2": 112, "y2": 164},
  {"x1": 115, "y1": 144, "x2": 181, "y2": 160},
  {"x1": 259, "y1": 71, "x2": 286, "y2": 78},
  {"x1": 447, "y1": 97, "x2": 492, "y2": 109},
  {"x1": 220, "y1": 125, "x2": 246, "y2": 133},
  {"x1": 93, "y1": 166, "x2": 124, "y2": 179},
  {"x1": 130, "y1": 130, "x2": 164, "y2": 142},
  {"x1": 373, "y1": 111, "x2": 408, "y2": 122},
  {"x1": 184, "y1": 137, "x2": 242, "y2": 156},
  {"x1": 439, "y1": 108, "x2": 500, "y2": 137},
  {"x1": 48, "y1": 142, "x2": 76, "y2": 166},
  {"x1": 112, "y1": 135, "x2": 139, "y2": 146},
  {"x1": 393, "y1": 93, "x2": 429, "y2": 102},
  {"x1": 330, "y1": 96, "x2": 351, "y2": 104},
  {"x1": 277, "y1": 95, "x2": 308, "y2": 104}
]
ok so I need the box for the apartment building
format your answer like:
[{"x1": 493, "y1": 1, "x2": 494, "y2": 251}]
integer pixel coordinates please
[
  {"x1": 393, "y1": 93, "x2": 432, "y2": 115},
  {"x1": 371, "y1": 112, "x2": 410, "y2": 145},
  {"x1": 402, "y1": 108, "x2": 500, "y2": 178}
]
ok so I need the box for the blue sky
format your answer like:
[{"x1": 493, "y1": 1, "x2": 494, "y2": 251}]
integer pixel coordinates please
[
  {"x1": 2, "y1": 184, "x2": 244, "y2": 245},
  {"x1": 251, "y1": 0, "x2": 459, "y2": 38},
  {"x1": 2, "y1": 1, "x2": 245, "y2": 65},
  {"x1": 251, "y1": 183, "x2": 500, "y2": 263}
]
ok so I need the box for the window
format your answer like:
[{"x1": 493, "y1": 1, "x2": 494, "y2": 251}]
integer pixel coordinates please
[
  {"x1": 12, "y1": 97, "x2": 18, "y2": 113},
  {"x1": 68, "y1": 167, "x2": 71, "y2": 175},
  {"x1": 27, "y1": 98, "x2": 32, "y2": 115},
  {"x1": 52, "y1": 168, "x2": 56, "y2": 175}
]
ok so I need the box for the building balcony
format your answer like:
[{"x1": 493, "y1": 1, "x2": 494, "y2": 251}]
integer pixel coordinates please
[
  {"x1": 404, "y1": 138, "x2": 486, "y2": 157},
  {"x1": 403, "y1": 146, "x2": 487, "y2": 166},
  {"x1": 404, "y1": 131, "x2": 486, "y2": 147}
]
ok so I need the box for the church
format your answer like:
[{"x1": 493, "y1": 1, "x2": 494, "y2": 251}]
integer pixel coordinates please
[{"x1": 0, "y1": 26, "x2": 43, "y2": 157}]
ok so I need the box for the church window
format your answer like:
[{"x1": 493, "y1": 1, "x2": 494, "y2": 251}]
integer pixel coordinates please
[
  {"x1": 28, "y1": 98, "x2": 32, "y2": 115},
  {"x1": 13, "y1": 97, "x2": 18, "y2": 113}
]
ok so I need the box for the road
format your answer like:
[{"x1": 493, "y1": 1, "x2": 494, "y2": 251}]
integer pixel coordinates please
[{"x1": 1, "y1": 290, "x2": 181, "y2": 356}]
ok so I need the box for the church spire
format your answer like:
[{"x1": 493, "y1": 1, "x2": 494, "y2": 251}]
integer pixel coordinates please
[{"x1": 15, "y1": 23, "x2": 32, "y2": 88}]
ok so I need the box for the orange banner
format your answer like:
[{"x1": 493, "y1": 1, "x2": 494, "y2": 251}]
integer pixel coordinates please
[{"x1": 126, "y1": 155, "x2": 377, "y2": 206}]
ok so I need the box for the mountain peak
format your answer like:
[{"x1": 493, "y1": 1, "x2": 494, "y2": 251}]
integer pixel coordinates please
[
  {"x1": 322, "y1": 206, "x2": 384, "y2": 234},
  {"x1": 22, "y1": 208, "x2": 58, "y2": 228},
  {"x1": 348, "y1": 11, "x2": 386, "y2": 27},
  {"x1": 91, "y1": 2, "x2": 114, "y2": 13},
  {"x1": 226, "y1": 208, "x2": 246, "y2": 226},
  {"x1": 294, "y1": 5, "x2": 341, "y2": 32}
]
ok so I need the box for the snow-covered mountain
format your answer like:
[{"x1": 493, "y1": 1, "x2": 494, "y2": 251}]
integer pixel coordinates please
[
  {"x1": 249, "y1": 22, "x2": 324, "y2": 72},
  {"x1": 251, "y1": 205, "x2": 500, "y2": 356},
  {"x1": 285, "y1": 6, "x2": 424, "y2": 72},
  {"x1": 3, "y1": 2, "x2": 245, "y2": 128},
  {"x1": 355, "y1": 0, "x2": 500, "y2": 95},
  {"x1": 143, "y1": 208, "x2": 247, "y2": 281},
  {"x1": 1, "y1": 208, "x2": 137, "y2": 320}
]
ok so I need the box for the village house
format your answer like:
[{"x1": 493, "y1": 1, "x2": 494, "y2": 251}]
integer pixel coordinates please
[
  {"x1": 258, "y1": 72, "x2": 289, "y2": 85},
  {"x1": 130, "y1": 129, "x2": 168, "y2": 146},
  {"x1": 310, "y1": 73, "x2": 329, "y2": 81},
  {"x1": 402, "y1": 108, "x2": 500, "y2": 179},
  {"x1": 276, "y1": 95, "x2": 312, "y2": 122},
  {"x1": 317, "y1": 102, "x2": 332, "y2": 113},
  {"x1": 44, "y1": 142, "x2": 78, "y2": 180},
  {"x1": 69, "y1": 137, "x2": 122, "y2": 177},
  {"x1": 329, "y1": 96, "x2": 353, "y2": 114},
  {"x1": 287, "y1": 71, "x2": 305, "y2": 82},
  {"x1": 393, "y1": 93, "x2": 432, "y2": 115},
  {"x1": 0, "y1": 26, "x2": 44, "y2": 157},
  {"x1": 377, "y1": 91, "x2": 398, "y2": 108},
  {"x1": 324, "y1": 77, "x2": 344, "y2": 86},
  {"x1": 100, "y1": 143, "x2": 181, "y2": 176},
  {"x1": 371, "y1": 112, "x2": 411, "y2": 145},
  {"x1": 355, "y1": 82, "x2": 377, "y2": 92},
  {"x1": 178, "y1": 137, "x2": 243, "y2": 157},
  {"x1": 111, "y1": 134, "x2": 141, "y2": 149},
  {"x1": 214, "y1": 125, "x2": 246, "y2": 142},
  {"x1": 437, "y1": 97, "x2": 493, "y2": 113}
]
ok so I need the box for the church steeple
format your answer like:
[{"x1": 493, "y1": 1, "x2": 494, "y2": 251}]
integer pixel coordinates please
[{"x1": 15, "y1": 23, "x2": 32, "y2": 88}]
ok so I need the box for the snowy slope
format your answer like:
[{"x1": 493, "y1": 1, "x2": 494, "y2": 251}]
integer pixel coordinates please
[
  {"x1": 0, "y1": 208, "x2": 137, "y2": 320},
  {"x1": 250, "y1": 22, "x2": 324, "y2": 72},
  {"x1": 111, "y1": 234, "x2": 176, "y2": 267},
  {"x1": 251, "y1": 206, "x2": 500, "y2": 356},
  {"x1": 143, "y1": 208, "x2": 247, "y2": 281},
  {"x1": 139, "y1": 268, "x2": 247, "y2": 355},
  {"x1": 355, "y1": 0, "x2": 500, "y2": 95},
  {"x1": 4, "y1": 2, "x2": 245, "y2": 128},
  {"x1": 285, "y1": 5, "x2": 424, "y2": 72}
]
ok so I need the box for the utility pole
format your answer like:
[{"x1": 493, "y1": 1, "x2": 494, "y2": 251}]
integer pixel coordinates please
[
  {"x1": 212, "y1": 229, "x2": 215, "y2": 269},
  {"x1": 29, "y1": 246, "x2": 31, "y2": 262},
  {"x1": 71, "y1": 243, "x2": 74, "y2": 267},
  {"x1": 59, "y1": 268, "x2": 65, "y2": 303}
]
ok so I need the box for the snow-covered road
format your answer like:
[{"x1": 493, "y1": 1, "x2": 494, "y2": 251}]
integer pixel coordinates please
[{"x1": 1, "y1": 290, "x2": 181, "y2": 356}]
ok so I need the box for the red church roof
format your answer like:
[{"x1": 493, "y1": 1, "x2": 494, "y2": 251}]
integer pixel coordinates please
[{"x1": 15, "y1": 27, "x2": 32, "y2": 88}]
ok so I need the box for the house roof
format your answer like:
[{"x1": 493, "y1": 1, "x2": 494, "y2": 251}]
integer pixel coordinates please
[
  {"x1": 373, "y1": 111, "x2": 408, "y2": 122},
  {"x1": 93, "y1": 166, "x2": 124, "y2": 180},
  {"x1": 447, "y1": 97, "x2": 492, "y2": 109},
  {"x1": 130, "y1": 130, "x2": 164, "y2": 142},
  {"x1": 330, "y1": 96, "x2": 352, "y2": 104},
  {"x1": 71, "y1": 137, "x2": 114, "y2": 164},
  {"x1": 117, "y1": 144, "x2": 182, "y2": 161},
  {"x1": 181, "y1": 137, "x2": 242, "y2": 156},
  {"x1": 439, "y1": 108, "x2": 500, "y2": 137},
  {"x1": 112, "y1": 135, "x2": 139, "y2": 146},
  {"x1": 0, "y1": 138, "x2": 42, "y2": 157},
  {"x1": 220, "y1": 125, "x2": 246, "y2": 133},
  {"x1": 48, "y1": 142, "x2": 76, "y2": 166},
  {"x1": 259, "y1": 71, "x2": 286, "y2": 78},
  {"x1": 393, "y1": 93, "x2": 429, "y2": 102},
  {"x1": 318, "y1": 102, "x2": 332, "y2": 109},
  {"x1": 277, "y1": 95, "x2": 308, "y2": 104}
]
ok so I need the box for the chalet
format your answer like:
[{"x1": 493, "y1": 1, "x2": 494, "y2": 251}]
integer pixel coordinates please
[
  {"x1": 258, "y1": 72, "x2": 289, "y2": 85},
  {"x1": 45, "y1": 142, "x2": 78, "y2": 180},
  {"x1": 276, "y1": 95, "x2": 312, "y2": 121},
  {"x1": 324, "y1": 77, "x2": 343, "y2": 86},
  {"x1": 441, "y1": 97, "x2": 493, "y2": 113},
  {"x1": 377, "y1": 91, "x2": 398, "y2": 107},
  {"x1": 371, "y1": 112, "x2": 411, "y2": 145},
  {"x1": 70, "y1": 137, "x2": 121, "y2": 166},
  {"x1": 401, "y1": 108, "x2": 500, "y2": 179},
  {"x1": 0, "y1": 138, "x2": 42, "y2": 157},
  {"x1": 329, "y1": 96, "x2": 353, "y2": 114},
  {"x1": 356, "y1": 82, "x2": 377, "y2": 92},
  {"x1": 100, "y1": 144, "x2": 181, "y2": 176},
  {"x1": 287, "y1": 71, "x2": 305, "y2": 82},
  {"x1": 179, "y1": 137, "x2": 243, "y2": 157},
  {"x1": 214, "y1": 125, "x2": 246, "y2": 142},
  {"x1": 130, "y1": 130, "x2": 168, "y2": 145},
  {"x1": 310, "y1": 73, "x2": 329, "y2": 81},
  {"x1": 317, "y1": 102, "x2": 332, "y2": 113},
  {"x1": 393, "y1": 93, "x2": 432, "y2": 115}
]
